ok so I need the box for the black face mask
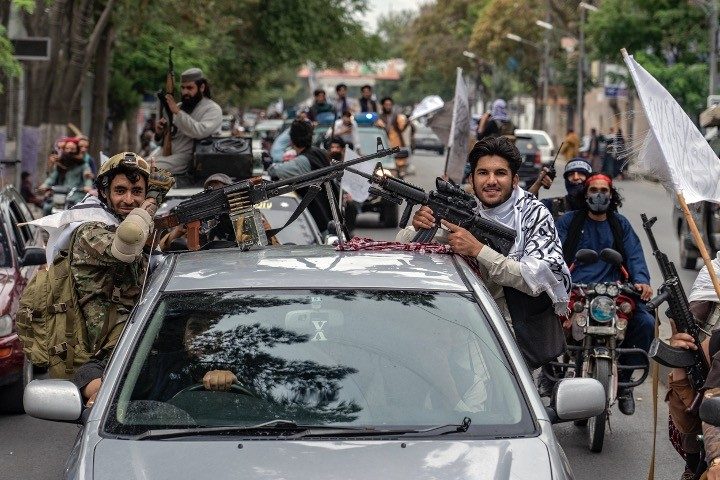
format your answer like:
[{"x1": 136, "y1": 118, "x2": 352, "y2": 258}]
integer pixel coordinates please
[
  {"x1": 565, "y1": 179, "x2": 584, "y2": 198},
  {"x1": 329, "y1": 151, "x2": 343, "y2": 161},
  {"x1": 586, "y1": 192, "x2": 611, "y2": 213}
]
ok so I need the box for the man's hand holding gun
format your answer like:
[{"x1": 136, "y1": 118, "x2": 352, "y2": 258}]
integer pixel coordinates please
[{"x1": 411, "y1": 206, "x2": 484, "y2": 257}]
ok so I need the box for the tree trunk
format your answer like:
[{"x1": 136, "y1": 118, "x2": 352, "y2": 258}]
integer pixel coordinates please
[
  {"x1": 126, "y1": 108, "x2": 138, "y2": 153},
  {"x1": 89, "y1": 23, "x2": 115, "y2": 166}
]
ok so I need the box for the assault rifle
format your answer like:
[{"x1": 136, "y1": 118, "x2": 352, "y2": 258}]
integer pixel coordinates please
[
  {"x1": 347, "y1": 164, "x2": 516, "y2": 256},
  {"x1": 157, "y1": 46, "x2": 175, "y2": 156},
  {"x1": 642, "y1": 213, "x2": 710, "y2": 409},
  {"x1": 155, "y1": 146, "x2": 399, "y2": 250}
]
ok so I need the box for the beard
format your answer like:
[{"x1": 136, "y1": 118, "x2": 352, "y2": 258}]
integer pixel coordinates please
[
  {"x1": 59, "y1": 153, "x2": 83, "y2": 169},
  {"x1": 329, "y1": 151, "x2": 343, "y2": 161},
  {"x1": 180, "y1": 90, "x2": 203, "y2": 113}
]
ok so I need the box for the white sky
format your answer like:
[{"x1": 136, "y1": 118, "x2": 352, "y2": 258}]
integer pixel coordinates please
[{"x1": 361, "y1": 0, "x2": 424, "y2": 32}]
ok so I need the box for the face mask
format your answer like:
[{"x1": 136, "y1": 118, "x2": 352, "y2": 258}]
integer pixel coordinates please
[
  {"x1": 329, "y1": 151, "x2": 342, "y2": 161},
  {"x1": 565, "y1": 179, "x2": 584, "y2": 198},
  {"x1": 586, "y1": 192, "x2": 611, "y2": 213}
]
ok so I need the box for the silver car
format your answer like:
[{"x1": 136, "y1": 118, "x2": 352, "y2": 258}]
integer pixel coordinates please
[{"x1": 25, "y1": 246, "x2": 603, "y2": 479}]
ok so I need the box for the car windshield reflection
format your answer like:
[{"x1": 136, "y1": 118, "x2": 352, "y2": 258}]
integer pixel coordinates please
[{"x1": 106, "y1": 290, "x2": 532, "y2": 437}]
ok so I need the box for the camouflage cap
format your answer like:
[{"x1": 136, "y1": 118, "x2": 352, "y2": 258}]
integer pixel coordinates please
[
  {"x1": 97, "y1": 152, "x2": 151, "y2": 182},
  {"x1": 181, "y1": 68, "x2": 204, "y2": 83}
]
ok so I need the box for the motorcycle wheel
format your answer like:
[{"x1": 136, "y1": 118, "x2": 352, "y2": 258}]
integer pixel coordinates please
[{"x1": 587, "y1": 357, "x2": 611, "y2": 453}]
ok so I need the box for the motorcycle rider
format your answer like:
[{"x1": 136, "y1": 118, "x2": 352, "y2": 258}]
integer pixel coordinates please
[
  {"x1": 153, "y1": 68, "x2": 223, "y2": 187},
  {"x1": 39, "y1": 137, "x2": 94, "y2": 214},
  {"x1": 555, "y1": 172, "x2": 654, "y2": 414},
  {"x1": 527, "y1": 158, "x2": 592, "y2": 220}
]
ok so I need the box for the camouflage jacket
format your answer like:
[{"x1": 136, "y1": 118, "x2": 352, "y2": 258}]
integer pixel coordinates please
[{"x1": 70, "y1": 221, "x2": 147, "y2": 358}]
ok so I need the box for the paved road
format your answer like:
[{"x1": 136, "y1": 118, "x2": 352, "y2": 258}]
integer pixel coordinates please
[{"x1": 0, "y1": 149, "x2": 694, "y2": 478}]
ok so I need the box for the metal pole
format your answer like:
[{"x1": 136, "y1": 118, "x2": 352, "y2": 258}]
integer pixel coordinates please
[
  {"x1": 577, "y1": 7, "x2": 586, "y2": 137},
  {"x1": 15, "y1": 66, "x2": 24, "y2": 189},
  {"x1": 541, "y1": 4, "x2": 551, "y2": 132},
  {"x1": 711, "y1": 0, "x2": 718, "y2": 96}
]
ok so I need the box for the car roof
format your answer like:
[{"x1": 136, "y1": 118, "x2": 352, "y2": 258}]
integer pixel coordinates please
[{"x1": 162, "y1": 245, "x2": 471, "y2": 293}]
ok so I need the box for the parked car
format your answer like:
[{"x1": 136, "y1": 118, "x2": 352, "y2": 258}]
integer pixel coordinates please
[
  {"x1": 25, "y1": 245, "x2": 604, "y2": 479},
  {"x1": 515, "y1": 129, "x2": 554, "y2": 164},
  {"x1": 158, "y1": 191, "x2": 325, "y2": 246},
  {"x1": 411, "y1": 122, "x2": 444, "y2": 155},
  {"x1": 515, "y1": 135, "x2": 543, "y2": 189},
  {"x1": 673, "y1": 133, "x2": 720, "y2": 269},
  {"x1": 251, "y1": 119, "x2": 284, "y2": 153},
  {"x1": 0, "y1": 186, "x2": 46, "y2": 413}
]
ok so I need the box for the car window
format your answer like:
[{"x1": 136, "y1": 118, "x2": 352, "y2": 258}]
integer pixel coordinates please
[
  {"x1": 0, "y1": 219, "x2": 12, "y2": 267},
  {"x1": 105, "y1": 290, "x2": 532, "y2": 437},
  {"x1": 256, "y1": 198, "x2": 319, "y2": 245},
  {"x1": 526, "y1": 133, "x2": 549, "y2": 147},
  {"x1": 6, "y1": 204, "x2": 31, "y2": 252},
  {"x1": 357, "y1": 127, "x2": 396, "y2": 169}
]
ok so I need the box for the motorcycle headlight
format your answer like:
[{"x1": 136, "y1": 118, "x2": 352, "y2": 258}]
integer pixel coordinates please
[
  {"x1": 574, "y1": 313, "x2": 588, "y2": 327},
  {"x1": 594, "y1": 284, "x2": 607, "y2": 295},
  {"x1": 590, "y1": 296, "x2": 615, "y2": 323},
  {"x1": 0, "y1": 314, "x2": 12, "y2": 336},
  {"x1": 606, "y1": 284, "x2": 619, "y2": 297}
]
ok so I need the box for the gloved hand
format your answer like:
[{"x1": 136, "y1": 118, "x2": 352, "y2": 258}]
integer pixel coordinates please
[{"x1": 146, "y1": 167, "x2": 175, "y2": 204}]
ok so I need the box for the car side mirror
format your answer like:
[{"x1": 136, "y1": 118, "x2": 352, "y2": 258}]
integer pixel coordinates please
[
  {"x1": 24, "y1": 379, "x2": 84, "y2": 423},
  {"x1": 547, "y1": 378, "x2": 605, "y2": 424},
  {"x1": 20, "y1": 246, "x2": 46, "y2": 267},
  {"x1": 700, "y1": 396, "x2": 720, "y2": 427}
]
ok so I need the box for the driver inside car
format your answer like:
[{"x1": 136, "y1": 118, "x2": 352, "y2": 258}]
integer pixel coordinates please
[{"x1": 74, "y1": 316, "x2": 237, "y2": 405}]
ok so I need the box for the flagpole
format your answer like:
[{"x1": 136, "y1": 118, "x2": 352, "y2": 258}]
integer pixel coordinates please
[{"x1": 677, "y1": 192, "x2": 720, "y2": 300}]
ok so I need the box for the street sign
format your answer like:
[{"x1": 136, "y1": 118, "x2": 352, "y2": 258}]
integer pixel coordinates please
[{"x1": 10, "y1": 38, "x2": 51, "y2": 61}]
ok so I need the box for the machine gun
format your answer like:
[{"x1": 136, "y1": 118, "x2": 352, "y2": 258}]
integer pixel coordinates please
[
  {"x1": 642, "y1": 213, "x2": 710, "y2": 409},
  {"x1": 155, "y1": 146, "x2": 399, "y2": 250},
  {"x1": 346, "y1": 164, "x2": 516, "y2": 256},
  {"x1": 157, "y1": 46, "x2": 175, "y2": 156}
]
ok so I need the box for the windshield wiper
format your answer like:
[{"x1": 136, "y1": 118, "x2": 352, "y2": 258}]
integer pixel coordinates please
[
  {"x1": 133, "y1": 417, "x2": 472, "y2": 441},
  {"x1": 291, "y1": 417, "x2": 472, "y2": 439}
]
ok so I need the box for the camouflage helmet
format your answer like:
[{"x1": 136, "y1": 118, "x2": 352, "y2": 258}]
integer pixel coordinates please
[{"x1": 95, "y1": 152, "x2": 151, "y2": 191}]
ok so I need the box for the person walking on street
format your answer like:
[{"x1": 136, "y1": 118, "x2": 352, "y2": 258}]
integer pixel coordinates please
[
  {"x1": 377, "y1": 97, "x2": 409, "y2": 149},
  {"x1": 559, "y1": 129, "x2": 580, "y2": 160},
  {"x1": 588, "y1": 128, "x2": 602, "y2": 172}
]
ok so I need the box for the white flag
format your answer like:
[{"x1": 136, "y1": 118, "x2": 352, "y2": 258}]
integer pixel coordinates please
[
  {"x1": 446, "y1": 68, "x2": 470, "y2": 183},
  {"x1": 409, "y1": 95, "x2": 444, "y2": 121},
  {"x1": 623, "y1": 51, "x2": 720, "y2": 203},
  {"x1": 341, "y1": 148, "x2": 373, "y2": 203}
]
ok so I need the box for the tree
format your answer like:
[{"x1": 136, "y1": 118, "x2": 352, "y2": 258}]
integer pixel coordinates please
[{"x1": 585, "y1": 0, "x2": 709, "y2": 119}]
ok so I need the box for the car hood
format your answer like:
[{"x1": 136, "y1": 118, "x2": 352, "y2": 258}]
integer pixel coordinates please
[{"x1": 93, "y1": 438, "x2": 550, "y2": 479}]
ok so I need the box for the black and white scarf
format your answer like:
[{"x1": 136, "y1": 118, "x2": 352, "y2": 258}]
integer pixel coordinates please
[{"x1": 476, "y1": 186, "x2": 571, "y2": 314}]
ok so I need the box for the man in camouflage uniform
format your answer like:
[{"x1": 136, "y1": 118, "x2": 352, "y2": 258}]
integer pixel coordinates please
[{"x1": 66, "y1": 152, "x2": 174, "y2": 402}]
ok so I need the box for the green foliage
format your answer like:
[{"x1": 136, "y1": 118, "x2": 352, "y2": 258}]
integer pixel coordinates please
[
  {"x1": 0, "y1": 1, "x2": 37, "y2": 91},
  {"x1": 585, "y1": 0, "x2": 709, "y2": 117}
]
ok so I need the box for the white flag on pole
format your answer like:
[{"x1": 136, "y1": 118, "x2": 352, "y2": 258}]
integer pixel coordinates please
[
  {"x1": 341, "y1": 147, "x2": 373, "y2": 203},
  {"x1": 623, "y1": 51, "x2": 720, "y2": 204},
  {"x1": 446, "y1": 67, "x2": 470, "y2": 183}
]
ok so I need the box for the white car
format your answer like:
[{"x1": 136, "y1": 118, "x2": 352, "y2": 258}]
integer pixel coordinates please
[{"x1": 515, "y1": 129, "x2": 555, "y2": 165}]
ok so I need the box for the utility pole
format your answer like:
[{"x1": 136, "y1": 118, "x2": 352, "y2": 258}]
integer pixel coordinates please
[
  {"x1": 578, "y1": 2, "x2": 598, "y2": 137},
  {"x1": 541, "y1": 2, "x2": 551, "y2": 132}
]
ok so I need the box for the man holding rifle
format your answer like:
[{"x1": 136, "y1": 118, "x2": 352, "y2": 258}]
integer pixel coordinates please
[
  {"x1": 396, "y1": 136, "x2": 571, "y2": 325},
  {"x1": 154, "y1": 68, "x2": 222, "y2": 187}
]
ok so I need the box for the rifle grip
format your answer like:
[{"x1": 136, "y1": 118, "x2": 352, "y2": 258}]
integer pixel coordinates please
[{"x1": 186, "y1": 221, "x2": 201, "y2": 251}]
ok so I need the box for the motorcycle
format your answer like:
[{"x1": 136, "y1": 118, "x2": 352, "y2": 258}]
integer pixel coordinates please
[
  {"x1": 42, "y1": 185, "x2": 79, "y2": 215},
  {"x1": 543, "y1": 247, "x2": 650, "y2": 453}
]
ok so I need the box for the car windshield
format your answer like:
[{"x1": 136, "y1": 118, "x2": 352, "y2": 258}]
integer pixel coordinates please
[
  {"x1": 105, "y1": 290, "x2": 532, "y2": 437},
  {"x1": 255, "y1": 198, "x2": 318, "y2": 245},
  {"x1": 522, "y1": 133, "x2": 549, "y2": 146},
  {"x1": 515, "y1": 138, "x2": 537, "y2": 154},
  {"x1": 357, "y1": 127, "x2": 396, "y2": 169}
]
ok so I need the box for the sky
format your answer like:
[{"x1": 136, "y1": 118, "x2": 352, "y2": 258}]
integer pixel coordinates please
[{"x1": 361, "y1": 0, "x2": 423, "y2": 32}]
